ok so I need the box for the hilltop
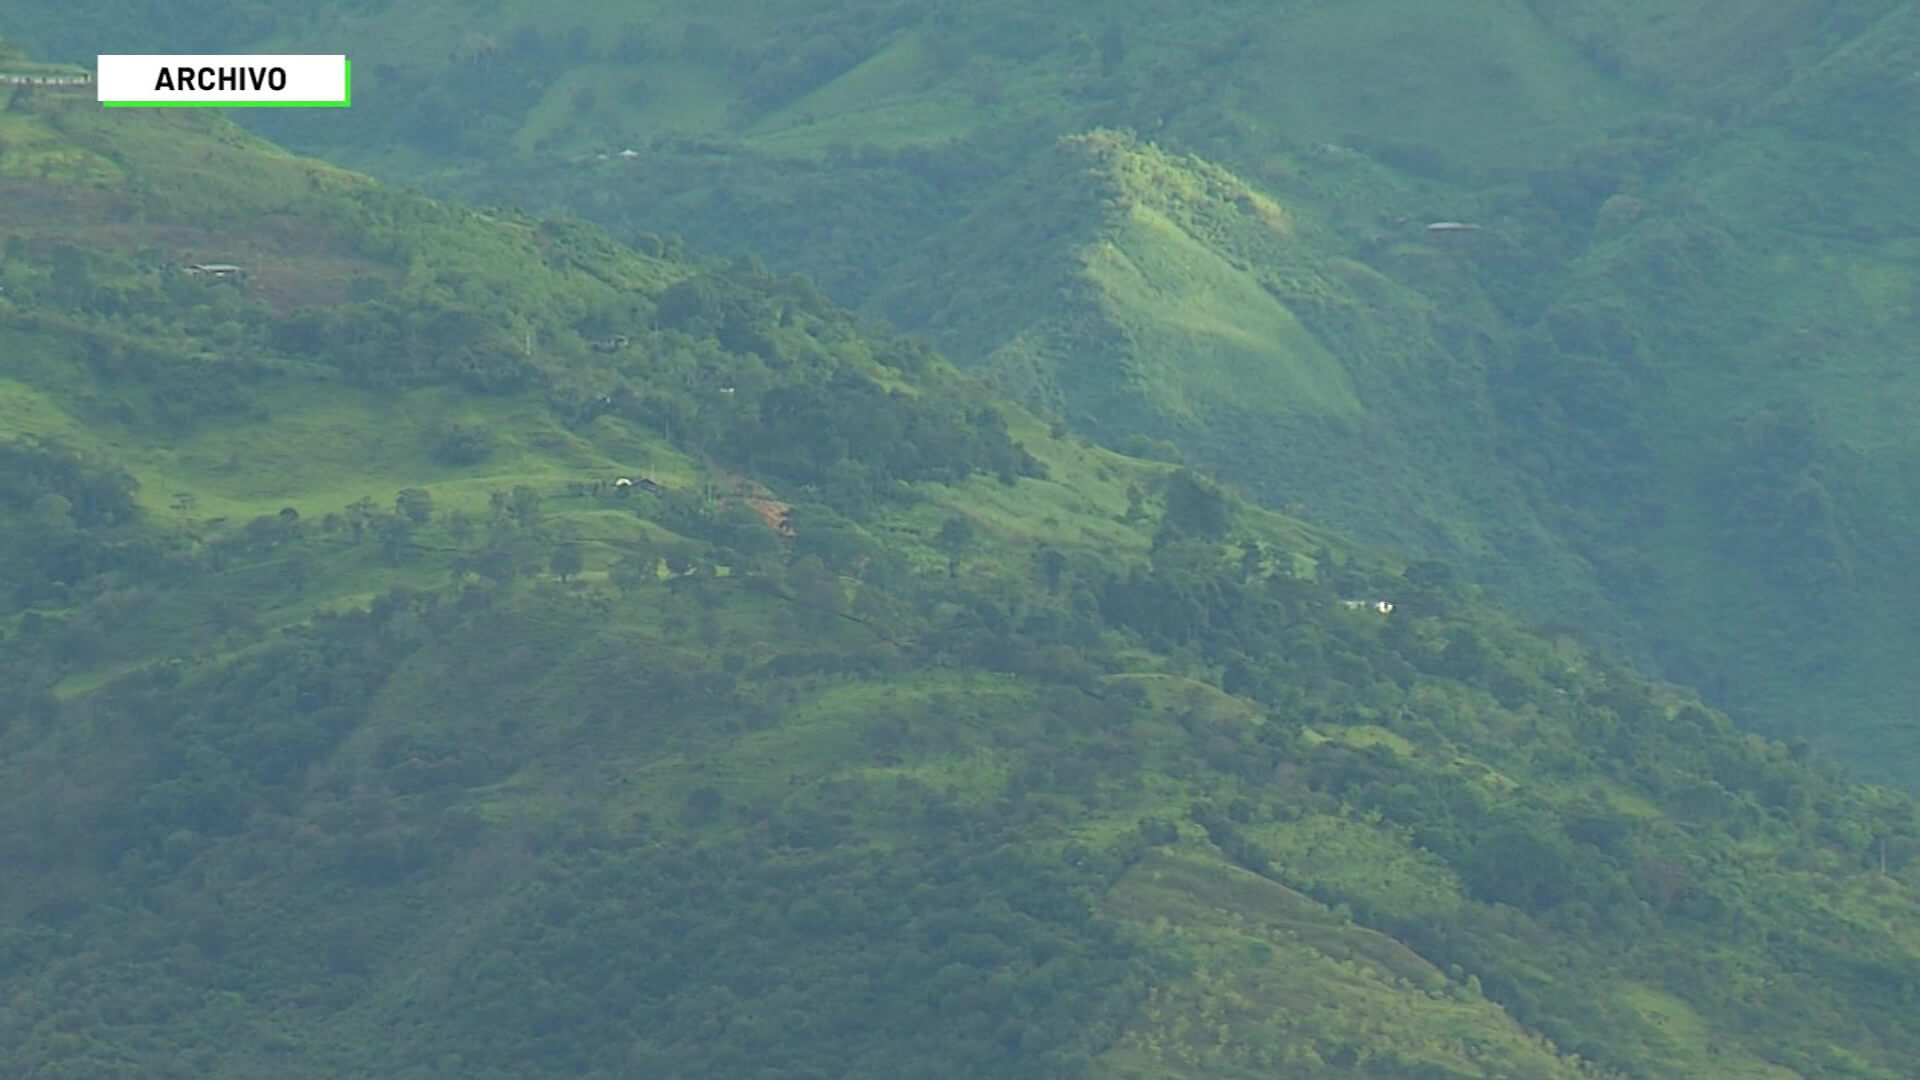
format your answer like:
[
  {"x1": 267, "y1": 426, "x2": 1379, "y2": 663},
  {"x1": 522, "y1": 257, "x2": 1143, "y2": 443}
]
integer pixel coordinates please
[{"x1": 2, "y1": 84, "x2": 1920, "y2": 1080}]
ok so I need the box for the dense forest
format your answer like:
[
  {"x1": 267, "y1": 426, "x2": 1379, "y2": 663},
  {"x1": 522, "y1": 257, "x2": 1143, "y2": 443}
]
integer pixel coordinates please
[{"x1": 2, "y1": 19, "x2": 1920, "y2": 1080}]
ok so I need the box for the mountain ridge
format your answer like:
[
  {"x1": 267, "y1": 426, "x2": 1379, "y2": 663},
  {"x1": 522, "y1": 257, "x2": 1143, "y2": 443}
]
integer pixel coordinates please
[{"x1": 2, "y1": 32, "x2": 1920, "y2": 1080}]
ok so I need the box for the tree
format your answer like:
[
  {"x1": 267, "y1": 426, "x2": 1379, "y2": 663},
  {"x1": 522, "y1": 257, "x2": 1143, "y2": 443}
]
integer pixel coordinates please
[
  {"x1": 614, "y1": 23, "x2": 652, "y2": 62},
  {"x1": 716, "y1": 503, "x2": 782, "y2": 572},
  {"x1": 474, "y1": 536, "x2": 522, "y2": 583},
  {"x1": 1465, "y1": 823, "x2": 1580, "y2": 912},
  {"x1": 26, "y1": 492, "x2": 76, "y2": 541},
  {"x1": 1439, "y1": 627, "x2": 1490, "y2": 681},
  {"x1": 550, "y1": 544, "x2": 583, "y2": 582},
  {"x1": 1403, "y1": 560, "x2": 1457, "y2": 589},
  {"x1": 793, "y1": 512, "x2": 874, "y2": 573},
  {"x1": 395, "y1": 487, "x2": 434, "y2": 526},
  {"x1": 936, "y1": 515, "x2": 976, "y2": 555},
  {"x1": 1238, "y1": 540, "x2": 1265, "y2": 580},
  {"x1": 611, "y1": 549, "x2": 655, "y2": 593},
  {"x1": 375, "y1": 514, "x2": 414, "y2": 564},
  {"x1": 1099, "y1": 23, "x2": 1127, "y2": 76},
  {"x1": 432, "y1": 422, "x2": 495, "y2": 465},
  {"x1": 507, "y1": 485, "x2": 542, "y2": 525},
  {"x1": 663, "y1": 548, "x2": 697, "y2": 576},
  {"x1": 787, "y1": 555, "x2": 844, "y2": 629},
  {"x1": 1162, "y1": 469, "x2": 1230, "y2": 538},
  {"x1": 682, "y1": 785, "x2": 724, "y2": 824},
  {"x1": 1036, "y1": 546, "x2": 1067, "y2": 592},
  {"x1": 509, "y1": 25, "x2": 546, "y2": 58}
]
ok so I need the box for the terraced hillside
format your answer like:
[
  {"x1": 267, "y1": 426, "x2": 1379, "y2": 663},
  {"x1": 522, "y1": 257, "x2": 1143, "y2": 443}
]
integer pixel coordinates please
[{"x1": 2, "y1": 85, "x2": 1920, "y2": 1080}]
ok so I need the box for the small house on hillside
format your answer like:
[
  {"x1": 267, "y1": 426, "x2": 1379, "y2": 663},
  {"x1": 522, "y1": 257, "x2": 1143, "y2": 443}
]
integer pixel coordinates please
[
  {"x1": 0, "y1": 61, "x2": 93, "y2": 89},
  {"x1": 612, "y1": 476, "x2": 665, "y2": 495},
  {"x1": 1340, "y1": 599, "x2": 1396, "y2": 615}
]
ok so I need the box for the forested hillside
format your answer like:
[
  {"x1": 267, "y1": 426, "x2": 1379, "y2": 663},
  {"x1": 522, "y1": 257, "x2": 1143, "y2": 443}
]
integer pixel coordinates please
[
  {"x1": 2, "y1": 79, "x2": 1920, "y2": 1080},
  {"x1": 9, "y1": 0, "x2": 1911, "y2": 779}
]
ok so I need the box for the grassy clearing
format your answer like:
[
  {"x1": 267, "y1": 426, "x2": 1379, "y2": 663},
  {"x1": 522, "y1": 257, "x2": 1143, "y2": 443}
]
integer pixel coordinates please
[{"x1": 1087, "y1": 206, "x2": 1361, "y2": 422}]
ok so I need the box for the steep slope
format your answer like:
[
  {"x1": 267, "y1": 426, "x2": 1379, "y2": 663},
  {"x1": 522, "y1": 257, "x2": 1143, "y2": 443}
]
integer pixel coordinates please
[
  {"x1": 1467, "y1": 3, "x2": 1920, "y2": 768},
  {"x1": 4, "y1": 65, "x2": 1920, "y2": 1080},
  {"x1": 866, "y1": 129, "x2": 1604, "y2": 627}
]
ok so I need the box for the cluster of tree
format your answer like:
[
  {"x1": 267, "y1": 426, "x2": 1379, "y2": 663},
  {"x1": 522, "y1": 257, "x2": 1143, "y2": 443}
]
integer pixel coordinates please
[
  {"x1": 1694, "y1": 398, "x2": 1860, "y2": 621},
  {"x1": 738, "y1": 373, "x2": 1044, "y2": 494},
  {"x1": 273, "y1": 296, "x2": 538, "y2": 393},
  {"x1": 0, "y1": 436, "x2": 146, "y2": 606},
  {"x1": 399, "y1": 825, "x2": 1152, "y2": 1079}
]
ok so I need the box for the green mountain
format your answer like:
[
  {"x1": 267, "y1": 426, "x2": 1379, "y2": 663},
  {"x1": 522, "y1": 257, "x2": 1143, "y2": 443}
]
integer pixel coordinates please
[
  {"x1": 862, "y1": 129, "x2": 1594, "y2": 615},
  {"x1": 11, "y1": 1, "x2": 1911, "y2": 779},
  {"x1": 4, "y1": 77, "x2": 1920, "y2": 1080}
]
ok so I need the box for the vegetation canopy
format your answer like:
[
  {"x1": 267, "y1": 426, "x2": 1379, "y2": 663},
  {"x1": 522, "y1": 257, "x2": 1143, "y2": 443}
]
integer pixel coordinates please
[{"x1": 0, "y1": 21, "x2": 1917, "y2": 1080}]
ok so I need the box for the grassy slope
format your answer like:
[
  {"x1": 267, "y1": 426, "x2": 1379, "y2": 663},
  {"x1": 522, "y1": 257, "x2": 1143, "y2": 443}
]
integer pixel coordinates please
[{"x1": 2, "y1": 66, "x2": 1920, "y2": 1080}]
